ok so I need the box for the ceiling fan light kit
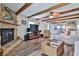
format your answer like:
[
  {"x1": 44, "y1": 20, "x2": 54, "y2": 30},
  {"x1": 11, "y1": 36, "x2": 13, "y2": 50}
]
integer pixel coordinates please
[{"x1": 49, "y1": 12, "x2": 60, "y2": 18}]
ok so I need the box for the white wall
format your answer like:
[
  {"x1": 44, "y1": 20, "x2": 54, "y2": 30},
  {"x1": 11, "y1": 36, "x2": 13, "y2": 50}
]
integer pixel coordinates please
[
  {"x1": 49, "y1": 23, "x2": 55, "y2": 33},
  {"x1": 39, "y1": 22, "x2": 48, "y2": 31},
  {"x1": 16, "y1": 15, "x2": 29, "y2": 40}
]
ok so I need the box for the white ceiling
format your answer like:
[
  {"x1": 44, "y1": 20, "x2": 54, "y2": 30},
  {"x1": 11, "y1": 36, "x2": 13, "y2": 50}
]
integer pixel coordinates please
[
  {"x1": 52, "y1": 3, "x2": 79, "y2": 12},
  {"x1": 55, "y1": 3, "x2": 79, "y2": 17},
  {"x1": 20, "y1": 3, "x2": 58, "y2": 16},
  {"x1": 3, "y1": 3, "x2": 24, "y2": 12},
  {"x1": 2, "y1": 3, "x2": 79, "y2": 19}
]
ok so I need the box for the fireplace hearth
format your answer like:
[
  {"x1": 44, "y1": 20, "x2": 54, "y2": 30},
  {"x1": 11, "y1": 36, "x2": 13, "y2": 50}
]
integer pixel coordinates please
[{"x1": 1, "y1": 28, "x2": 14, "y2": 46}]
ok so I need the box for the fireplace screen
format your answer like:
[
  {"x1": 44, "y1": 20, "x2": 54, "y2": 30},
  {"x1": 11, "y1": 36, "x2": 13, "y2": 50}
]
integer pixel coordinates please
[{"x1": 1, "y1": 28, "x2": 14, "y2": 46}]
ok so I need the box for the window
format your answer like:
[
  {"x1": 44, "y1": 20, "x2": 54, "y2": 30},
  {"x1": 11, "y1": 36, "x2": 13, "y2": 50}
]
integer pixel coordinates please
[
  {"x1": 77, "y1": 25, "x2": 79, "y2": 29},
  {"x1": 47, "y1": 24, "x2": 50, "y2": 30},
  {"x1": 29, "y1": 21, "x2": 35, "y2": 24},
  {"x1": 57, "y1": 26, "x2": 61, "y2": 29},
  {"x1": 62, "y1": 25, "x2": 65, "y2": 29}
]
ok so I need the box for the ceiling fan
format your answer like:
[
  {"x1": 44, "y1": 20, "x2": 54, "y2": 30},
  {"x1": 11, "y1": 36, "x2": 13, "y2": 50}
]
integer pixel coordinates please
[{"x1": 49, "y1": 11, "x2": 60, "y2": 18}]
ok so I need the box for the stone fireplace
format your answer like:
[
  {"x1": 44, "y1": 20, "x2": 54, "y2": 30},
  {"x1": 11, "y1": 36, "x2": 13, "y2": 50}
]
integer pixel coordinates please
[
  {"x1": 0, "y1": 22, "x2": 17, "y2": 46},
  {"x1": 0, "y1": 4, "x2": 17, "y2": 47}
]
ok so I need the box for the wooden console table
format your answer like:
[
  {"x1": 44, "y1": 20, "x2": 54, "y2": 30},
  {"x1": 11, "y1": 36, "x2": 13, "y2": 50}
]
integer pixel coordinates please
[
  {"x1": 29, "y1": 32, "x2": 40, "y2": 40},
  {"x1": 24, "y1": 31, "x2": 40, "y2": 41}
]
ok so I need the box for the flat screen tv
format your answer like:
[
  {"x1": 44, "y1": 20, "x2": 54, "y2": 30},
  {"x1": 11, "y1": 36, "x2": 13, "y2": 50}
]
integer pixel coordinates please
[{"x1": 30, "y1": 24, "x2": 38, "y2": 32}]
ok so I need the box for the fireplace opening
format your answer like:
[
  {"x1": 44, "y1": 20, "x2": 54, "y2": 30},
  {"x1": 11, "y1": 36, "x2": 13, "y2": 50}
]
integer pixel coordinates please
[{"x1": 1, "y1": 28, "x2": 14, "y2": 46}]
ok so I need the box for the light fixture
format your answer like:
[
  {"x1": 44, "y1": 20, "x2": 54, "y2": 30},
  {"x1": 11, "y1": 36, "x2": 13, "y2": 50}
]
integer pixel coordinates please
[
  {"x1": 53, "y1": 12, "x2": 60, "y2": 17},
  {"x1": 49, "y1": 12, "x2": 60, "y2": 18},
  {"x1": 77, "y1": 25, "x2": 79, "y2": 29},
  {"x1": 49, "y1": 12, "x2": 54, "y2": 18},
  {"x1": 49, "y1": 15, "x2": 54, "y2": 18}
]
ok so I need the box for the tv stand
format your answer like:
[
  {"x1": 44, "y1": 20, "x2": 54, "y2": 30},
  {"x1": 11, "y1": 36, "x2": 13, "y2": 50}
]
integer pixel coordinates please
[
  {"x1": 29, "y1": 32, "x2": 38, "y2": 40},
  {"x1": 24, "y1": 31, "x2": 40, "y2": 41}
]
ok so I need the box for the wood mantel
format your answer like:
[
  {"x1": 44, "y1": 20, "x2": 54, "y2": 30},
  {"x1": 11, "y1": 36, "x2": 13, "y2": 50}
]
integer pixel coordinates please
[{"x1": 0, "y1": 20, "x2": 20, "y2": 26}]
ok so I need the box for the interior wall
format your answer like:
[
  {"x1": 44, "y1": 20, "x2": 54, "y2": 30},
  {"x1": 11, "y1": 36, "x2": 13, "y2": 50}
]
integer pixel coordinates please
[
  {"x1": 39, "y1": 22, "x2": 48, "y2": 31},
  {"x1": 16, "y1": 15, "x2": 28, "y2": 40},
  {"x1": 28, "y1": 20, "x2": 48, "y2": 31}
]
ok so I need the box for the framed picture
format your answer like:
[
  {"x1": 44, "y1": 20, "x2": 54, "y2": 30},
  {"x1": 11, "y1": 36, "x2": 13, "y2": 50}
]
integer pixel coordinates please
[
  {"x1": 67, "y1": 20, "x2": 76, "y2": 26},
  {"x1": 22, "y1": 20, "x2": 26, "y2": 25},
  {"x1": 67, "y1": 20, "x2": 77, "y2": 31}
]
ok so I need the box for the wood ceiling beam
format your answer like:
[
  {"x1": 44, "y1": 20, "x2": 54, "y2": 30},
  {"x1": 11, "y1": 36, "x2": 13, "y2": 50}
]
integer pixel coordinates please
[
  {"x1": 27, "y1": 3, "x2": 70, "y2": 18},
  {"x1": 43, "y1": 16, "x2": 79, "y2": 24},
  {"x1": 52, "y1": 21, "x2": 65, "y2": 24},
  {"x1": 60, "y1": 7, "x2": 79, "y2": 14},
  {"x1": 16, "y1": 3, "x2": 32, "y2": 15},
  {"x1": 42, "y1": 13, "x2": 79, "y2": 21},
  {"x1": 43, "y1": 19, "x2": 65, "y2": 23},
  {"x1": 55, "y1": 16, "x2": 79, "y2": 21},
  {"x1": 43, "y1": 16, "x2": 79, "y2": 22},
  {"x1": 51, "y1": 13, "x2": 79, "y2": 20},
  {"x1": 41, "y1": 7, "x2": 79, "y2": 19}
]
